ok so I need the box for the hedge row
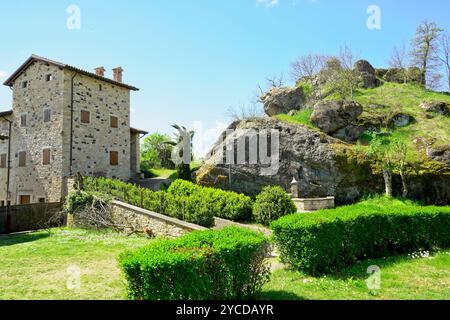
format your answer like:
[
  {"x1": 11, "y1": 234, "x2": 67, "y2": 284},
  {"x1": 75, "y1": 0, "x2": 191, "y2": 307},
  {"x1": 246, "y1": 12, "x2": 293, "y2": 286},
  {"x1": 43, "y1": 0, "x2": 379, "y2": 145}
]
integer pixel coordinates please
[
  {"x1": 271, "y1": 200, "x2": 450, "y2": 275},
  {"x1": 167, "y1": 180, "x2": 253, "y2": 221},
  {"x1": 82, "y1": 177, "x2": 214, "y2": 227},
  {"x1": 118, "y1": 227, "x2": 270, "y2": 300}
]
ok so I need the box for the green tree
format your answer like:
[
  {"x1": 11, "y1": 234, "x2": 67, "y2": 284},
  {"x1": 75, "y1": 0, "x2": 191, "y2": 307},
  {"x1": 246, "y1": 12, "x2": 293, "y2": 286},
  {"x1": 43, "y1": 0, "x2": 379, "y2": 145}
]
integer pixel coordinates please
[{"x1": 140, "y1": 133, "x2": 174, "y2": 172}]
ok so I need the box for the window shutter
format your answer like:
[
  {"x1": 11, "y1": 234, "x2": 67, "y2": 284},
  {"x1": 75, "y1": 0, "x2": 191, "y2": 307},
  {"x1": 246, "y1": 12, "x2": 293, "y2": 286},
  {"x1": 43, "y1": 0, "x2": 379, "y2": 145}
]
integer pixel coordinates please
[
  {"x1": 110, "y1": 116, "x2": 118, "y2": 128},
  {"x1": 20, "y1": 114, "x2": 27, "y2": 127},
  {"x1": 43, "y1": 149, "x2": 51, "y2": 165},
  {"x1": 0, "y1": 154, "x2": 6, "y2": 168},
  {"x1": 19, "y1": 151, "x2": 26, "y2": 167},
  {"x1": 44, "y1": 109, "x2": 51, "y2": 123},
  {"x1": 81, "y1": 110, "x2": 90, "y2": 124},
  {"x1": 110, "y1": 151, "x2": 119, "y2": 166}
]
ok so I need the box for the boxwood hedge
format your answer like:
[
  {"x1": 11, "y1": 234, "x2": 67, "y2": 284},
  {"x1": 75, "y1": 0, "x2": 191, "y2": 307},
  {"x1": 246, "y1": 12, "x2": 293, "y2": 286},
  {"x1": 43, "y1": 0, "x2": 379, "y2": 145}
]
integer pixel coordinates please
[
  {"x1": 271, "y1": 198, "x2": 450, "y2": 275},
  {"x1": 118, "y1": 227, "x2": 270, "y2": 300}
]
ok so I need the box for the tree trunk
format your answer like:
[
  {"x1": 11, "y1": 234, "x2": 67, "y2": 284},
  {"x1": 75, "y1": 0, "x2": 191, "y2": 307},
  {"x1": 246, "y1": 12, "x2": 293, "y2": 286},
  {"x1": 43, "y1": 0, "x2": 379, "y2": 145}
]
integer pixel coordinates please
[
  {"x1": 400, "y1": 169, "x2": 408, "y2": 198},
  {"x1": 382, "y1": 169, "x2": 393, "y2": 197}
]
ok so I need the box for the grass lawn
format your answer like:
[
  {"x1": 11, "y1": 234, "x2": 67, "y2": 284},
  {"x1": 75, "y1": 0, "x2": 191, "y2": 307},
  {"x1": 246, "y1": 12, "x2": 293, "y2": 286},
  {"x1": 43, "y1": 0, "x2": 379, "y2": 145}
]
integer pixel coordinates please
[
  {"x1": 260, "y1": 251, "x2": 450, "y2": 300},
  {"x1": 0, "y1": 228, "x2": 151, "y2": 300},
  {"x1": 1, "y1": 226, "x2": 449, "y2": 300}
]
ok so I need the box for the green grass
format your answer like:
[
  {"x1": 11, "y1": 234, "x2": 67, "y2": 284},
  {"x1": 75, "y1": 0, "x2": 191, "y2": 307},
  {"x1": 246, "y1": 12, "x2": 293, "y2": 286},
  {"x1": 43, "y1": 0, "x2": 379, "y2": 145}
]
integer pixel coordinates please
[
  {"x1": 0, "y1": 228, "x2": 151, "y2": 300},
  {"x1": 276, "y1": 109, "x2": 316, "y2": 129},
  {"x1": 148, "y1": 168, "x2": 177, "y2": 179},
  {"x1": 260, "y1": 250, "x2": 450, "y2": 300}
]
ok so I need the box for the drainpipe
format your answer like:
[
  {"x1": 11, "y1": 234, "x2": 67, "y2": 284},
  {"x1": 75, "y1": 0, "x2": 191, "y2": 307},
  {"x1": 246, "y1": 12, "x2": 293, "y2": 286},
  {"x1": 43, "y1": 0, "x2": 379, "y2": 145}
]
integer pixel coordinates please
[
  {"x1": 1, "y1": 115, "x2": 12, "y2": 233},
  {"x1": 69, "y1": 72, "x2": 78, "y2": 176}
]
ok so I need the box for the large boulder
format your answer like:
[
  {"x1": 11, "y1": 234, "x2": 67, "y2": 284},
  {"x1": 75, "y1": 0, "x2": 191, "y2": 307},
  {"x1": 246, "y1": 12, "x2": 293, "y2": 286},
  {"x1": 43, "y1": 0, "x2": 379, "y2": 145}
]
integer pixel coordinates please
[
  {"x1": 261, "y1": 86, "x2": 306, "y2": 116},
  {"x1": 196, "y1": 118, "x2": 379, "y2": 204},
  {"x1": 310, "y1": 100, "x2": 363, "y2": 133},
  {"x1": 354, "y1": 60, "x2": 380, "y2": 88},
  {"x1": 420, "y1": 101, "x2": 450, "y2": 117}
]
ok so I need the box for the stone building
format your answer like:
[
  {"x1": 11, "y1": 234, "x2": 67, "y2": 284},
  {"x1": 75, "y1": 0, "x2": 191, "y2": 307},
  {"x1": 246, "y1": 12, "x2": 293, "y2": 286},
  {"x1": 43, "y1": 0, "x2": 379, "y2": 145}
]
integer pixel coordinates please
[{"x1": 0, "y1": 55, "x2": 147, "y2": 205}]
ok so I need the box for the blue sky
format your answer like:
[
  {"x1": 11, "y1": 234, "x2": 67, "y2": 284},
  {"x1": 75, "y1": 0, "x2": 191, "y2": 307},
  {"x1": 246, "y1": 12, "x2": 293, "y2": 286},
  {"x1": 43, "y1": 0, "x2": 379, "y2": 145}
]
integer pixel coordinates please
[{"x1": 1, "y1": 0, "x2": 449, "y2": 155}]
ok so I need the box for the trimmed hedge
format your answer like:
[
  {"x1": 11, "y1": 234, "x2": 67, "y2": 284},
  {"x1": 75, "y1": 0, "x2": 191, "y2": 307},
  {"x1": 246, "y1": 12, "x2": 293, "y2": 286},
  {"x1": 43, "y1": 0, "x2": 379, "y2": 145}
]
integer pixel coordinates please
[
  {"x1": 253, "y1": 186, "x2": 297, "y2": 226},
  {"x1": 118, "y1": 227, "x2": 270, "y2": 300},
  {"x1": 271, "y1": 198, "x2": 450, "y2": 275},
  {"x1": 168, "y1": 180, "x2": 253, "y2": 221},
  {"x1": 82, "y1": 177, "x2": 214, "y2": 228}
]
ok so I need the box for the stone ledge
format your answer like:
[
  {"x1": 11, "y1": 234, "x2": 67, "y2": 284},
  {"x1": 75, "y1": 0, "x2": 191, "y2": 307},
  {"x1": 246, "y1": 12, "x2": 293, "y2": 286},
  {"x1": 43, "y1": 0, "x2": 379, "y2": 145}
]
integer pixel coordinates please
[
  {"x1": 111, "y1": 200, "x2": 207, "y2": 232},
  {"x1": 292, "y1": 196, "x2": 335, "y2": 212}
]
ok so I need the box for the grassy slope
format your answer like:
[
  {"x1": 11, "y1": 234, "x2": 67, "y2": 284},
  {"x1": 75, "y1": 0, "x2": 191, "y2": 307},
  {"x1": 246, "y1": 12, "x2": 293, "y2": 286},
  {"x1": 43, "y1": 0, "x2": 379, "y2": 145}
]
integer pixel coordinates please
[
  {"x1": 0, "y1": 228, "x2": 151, "y2": 300},
  {"x1": 277, "y1": 83, "x2": 450, "y2": 164}
]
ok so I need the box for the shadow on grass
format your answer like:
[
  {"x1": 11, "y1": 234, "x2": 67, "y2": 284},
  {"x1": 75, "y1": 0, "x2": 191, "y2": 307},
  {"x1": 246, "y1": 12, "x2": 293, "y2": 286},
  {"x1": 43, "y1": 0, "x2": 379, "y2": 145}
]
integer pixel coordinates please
[
  {"x1": 0, "y1": 232, "x2": 50, "y2": 247},
  {"x1": 257, "y1": 290, "x2": 307, "y2": 300}
]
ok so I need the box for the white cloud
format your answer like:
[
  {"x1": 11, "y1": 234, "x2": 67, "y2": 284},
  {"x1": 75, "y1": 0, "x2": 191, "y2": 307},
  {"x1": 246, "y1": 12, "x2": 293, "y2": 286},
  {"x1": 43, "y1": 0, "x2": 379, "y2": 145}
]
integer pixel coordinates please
[{"x1": 256, "y1": 0, "x2": 279, "y2": 8}]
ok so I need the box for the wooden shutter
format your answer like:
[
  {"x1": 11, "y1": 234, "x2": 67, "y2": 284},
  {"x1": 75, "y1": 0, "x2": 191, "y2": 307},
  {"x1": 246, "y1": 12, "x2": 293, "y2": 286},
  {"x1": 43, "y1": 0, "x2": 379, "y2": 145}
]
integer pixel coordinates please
[
  {"x1": 18, "y1": 151, "x2": 26, "y2": 167},
  {"x1": 110, "y1": 116, "x2": 118, "y2": 128},
  {"x1": 44, "y1": 109, "x2": 51, "y2": 123},
  {"x1": 81, "y1": 110, "x2": 90, "y2": 124},
  {"x1": 20, "y1": 195, "x2": 31, "y2": 204},
  {"x1": 0, "y1": 154, "x2": 6, "y2": 168},
  {"x1": 42, "y1": 149, "x2": 51, "y2": 165},
  {"x1": 20, "y1": 114, "x2": 27, "y2": 127},
  {"x1": 110, "y1": 151, "x2": 119, "y2": 166}
]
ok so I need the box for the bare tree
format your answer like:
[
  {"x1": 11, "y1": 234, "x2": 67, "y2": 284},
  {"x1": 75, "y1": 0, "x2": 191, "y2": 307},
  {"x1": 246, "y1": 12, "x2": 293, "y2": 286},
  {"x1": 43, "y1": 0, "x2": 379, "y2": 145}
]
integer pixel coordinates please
[
  {"x1": 410, "y1": 20, "x2": 443, "y2": 87},
  {"x1": 438, "y1": 31, "x2": 450, "y2": 92},
  {"x1": 389, "y1": 43, "x2": 409, "y2": 83},
  {"x1": 265, "y1": 73, "x2": 285, "y2": 88},
  {"x1": 226, "y1": 102, "x2": 264, "y2": 121},
  {"x1": 290, "y1": 53, "x2": 327, "y2": 81},
  {"x1": 339, "y1": 44, "x2": 358, "y2": 70}
]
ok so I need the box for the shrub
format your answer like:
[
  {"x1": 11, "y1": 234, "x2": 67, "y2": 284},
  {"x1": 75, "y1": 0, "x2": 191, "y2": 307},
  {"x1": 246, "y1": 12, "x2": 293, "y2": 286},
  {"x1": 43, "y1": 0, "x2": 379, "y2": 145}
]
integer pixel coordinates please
[
  {"x1": 64, "y1": 191, "x2": 94, "y2": 214},
  {"x1": 253, "y1": 186, "x2": 297, "y2": 226},
  {"x1": 168, "y1": 180, "x2": 253, "y2": 221},
  {"x1": 271, "y1": 197, "x2": 450, "y2": 275},
  {"x1": 119, "y1": 227, "x2": 270, "y2": 300}
]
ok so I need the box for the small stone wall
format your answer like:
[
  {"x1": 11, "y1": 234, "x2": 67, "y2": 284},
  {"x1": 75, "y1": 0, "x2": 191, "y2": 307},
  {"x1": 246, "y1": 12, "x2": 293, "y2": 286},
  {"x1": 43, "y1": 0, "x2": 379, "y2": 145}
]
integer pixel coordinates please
[
  {"x1": 293, "y1": 197, "x2": 335, "y2": 212},
  {"x1": 110, "y1": 201, "x2": 207, "y2": 238}
]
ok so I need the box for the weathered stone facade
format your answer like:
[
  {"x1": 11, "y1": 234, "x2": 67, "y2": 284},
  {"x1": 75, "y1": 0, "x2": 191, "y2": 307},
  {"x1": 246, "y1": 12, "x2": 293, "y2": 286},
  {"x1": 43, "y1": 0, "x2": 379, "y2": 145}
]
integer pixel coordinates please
[{"x1": 0, "y1": 56, "x2": 146, "y2": 205}]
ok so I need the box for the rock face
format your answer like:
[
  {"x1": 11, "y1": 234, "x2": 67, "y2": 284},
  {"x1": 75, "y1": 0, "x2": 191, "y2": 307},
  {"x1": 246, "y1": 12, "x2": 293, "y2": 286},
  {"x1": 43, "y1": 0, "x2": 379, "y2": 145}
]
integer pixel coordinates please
[
  {"x1": 388, "y1": 113, "x2": 415, "y2": 128},
  {"x1": 354, "y1": 60, "x2": 380, "y2": 88},
  {"x1": 196, "y1": 118, "x2": 379, "y2": 204},
  {"x1": 420, "y1": 101, "x2": 450, "y2": 116},
  {"x1": 310, "y1": 100, "x2": 363, "y2": 134},
  {"x1": 331, "y1": 125, "x2": 365, "y2": 142},
  {"x1": 261, "y1": 86, "x2": 306, "y2": 116}
]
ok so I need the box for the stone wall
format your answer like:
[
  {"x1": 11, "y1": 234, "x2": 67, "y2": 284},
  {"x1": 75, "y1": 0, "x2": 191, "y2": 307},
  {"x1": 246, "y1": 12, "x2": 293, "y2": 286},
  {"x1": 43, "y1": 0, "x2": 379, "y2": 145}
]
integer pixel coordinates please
[
  {"x1": 110, "y1": 201, "x2": 207, "y2": 238},
  {"x1": 62, "y1": 69, "x2": 132, "y2": 181},
  {"x1": 292, "y1": 197, "x2": 335, "y2": 212}
]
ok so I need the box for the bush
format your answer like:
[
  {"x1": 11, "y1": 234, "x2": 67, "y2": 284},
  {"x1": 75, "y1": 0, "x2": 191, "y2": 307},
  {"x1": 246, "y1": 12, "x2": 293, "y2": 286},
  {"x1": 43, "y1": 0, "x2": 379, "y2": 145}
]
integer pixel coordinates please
[
  {"x1": 64, "y1": 191, "x2": 94, "y2": 214},
  {"x1": 253, "y1": 186, "x2": 297, "y2": 226},
  {"x1": 119, "y1": 227, "x2": 270, "y2": 300},
  {"x1": 271, "y1": 197, "x2": 450, "y2": 275},
  {"x1": 168, "y1": 180, "x2": 253, "y2": 221}
]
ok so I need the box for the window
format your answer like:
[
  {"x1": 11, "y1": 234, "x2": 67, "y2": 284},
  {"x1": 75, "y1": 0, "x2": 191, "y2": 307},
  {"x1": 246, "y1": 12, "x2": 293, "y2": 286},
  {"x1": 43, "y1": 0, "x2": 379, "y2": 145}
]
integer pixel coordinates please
[
  {"x1": 22, "y1": 81, "x2": 28, "y2": 89},
  {"x1": 20, "y1": 195, "x2": 31, "y2": 205},
  {"x1": 38, "y1": 198, "x2": 46, "y2": 203},
  {"x1": 42, "y1": 149, "x2": 51, "y2": 165},
  {"x1": 20, "y1": 114, "x2": 27, "y2": 127},
  {"x1": 44, "y1": 109, "x2": 51, "y2": 123},
  {"x1": 18, "y1": 151, "x2": 26, "y2": 167},
  {"x1": 110, "y1": 151, "x2": 119, "y2": 166},
  {"x1": 110, "y1": 116, "x2": 118, "y2": 128},
  {"x1": 81, "y1": 110, "x2": 90, "y2": 124},
  {"x1": 0, "y1": 201, "x2": 4, "y2": 207},
  {"x1": 0, "y1": 154, "x2": 6, "y2": 168},
  {"x1": 45, "y1": 74, "x2": 53, "y2": 81}
]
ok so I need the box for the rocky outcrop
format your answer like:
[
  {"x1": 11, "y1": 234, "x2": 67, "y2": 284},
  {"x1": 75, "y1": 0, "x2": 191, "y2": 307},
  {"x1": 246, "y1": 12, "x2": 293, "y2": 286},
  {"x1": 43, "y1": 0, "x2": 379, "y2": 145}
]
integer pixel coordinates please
[
  {"x1": 331, "y1": 125, "x2": 365, "y2": 142},
  {"x1": 388, "y1": 113, "x2": 415, "y2": 128},
  {"x1": 197, "y1": 118, "x2": 379, "y2": 204},
  {"x1": 375, "y1": 67, "x2": 425, "y2": 85},
  {"x1": 420, "y1": 101, "x2": 450, "y2": 117},
  {"x1": 310, "y1": 100, "x2": 363, "y2": 134},
  {"x1": 261, "y1": 86, "x2": 306, "y2": 116},
  {"x1": 354, "y1": 60, "x2": 380, "y2": 88}
]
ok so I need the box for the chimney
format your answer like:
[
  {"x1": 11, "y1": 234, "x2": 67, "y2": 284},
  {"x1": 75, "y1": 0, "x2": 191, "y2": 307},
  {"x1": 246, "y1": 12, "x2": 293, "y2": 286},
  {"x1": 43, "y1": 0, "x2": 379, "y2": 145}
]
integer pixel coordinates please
[
  {"x1": 112, "y1": 67, "x2": 123, "y2": 83},
  {"x1": 94, "y1": 67, "x2": 106, "y2": 77}
]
